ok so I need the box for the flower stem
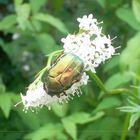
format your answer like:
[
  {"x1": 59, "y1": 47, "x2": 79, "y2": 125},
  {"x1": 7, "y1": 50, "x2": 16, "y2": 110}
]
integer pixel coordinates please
[
  {"x1": 87, "y1": 71, "x2": 109, "y2": 94},
  {"x1": 136, "y1": 128, "x2": 140, "y2": 140},
  {"x1": 120, "y1": 113, "x2": 130, "y2": 140},
  {"x1": 30, "y1": 50, "x2": 63, "y2": 87},
  {"x1": 109, "y1": 89, "x2": 132, "y2": 95},
  {"x1": 109, "y1": 88, "x2": 140, "y2": 102},
  {"x1": 87, "y1": 71, "x2": 138, "y2": 100}
]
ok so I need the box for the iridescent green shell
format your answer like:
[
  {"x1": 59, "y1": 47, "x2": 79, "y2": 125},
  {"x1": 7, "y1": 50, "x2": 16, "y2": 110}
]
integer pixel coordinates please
[{"x1": 44, "y1": 53, "x2": 84, "y2": 97}]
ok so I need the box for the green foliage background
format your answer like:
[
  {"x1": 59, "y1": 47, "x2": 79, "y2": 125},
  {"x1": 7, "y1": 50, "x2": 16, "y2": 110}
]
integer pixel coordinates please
[{"x1": 0, "y1": 0, "x2": 140, "y2": 140}]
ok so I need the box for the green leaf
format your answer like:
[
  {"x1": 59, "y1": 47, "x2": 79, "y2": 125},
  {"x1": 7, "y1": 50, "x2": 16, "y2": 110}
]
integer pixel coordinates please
[
  {"x1": 120, "y1": 32, "x2": 140, "y2": 72},
  {"x1": 96, "y1": 0, "x2": 106, "y2": 8},
  {"x1": 50, "y1": 0, "x2": 64, "y2": 12},
  {"x1": 118, "y1": 106, "x2": 139, "y2": 112},
  {"x1": 0, "y1": 15, "x2": 16, "y2": 31},
  {"x1": 0, "y1": 77, "x2": 6, "y2": 94},
  {"x1": 14, "y1": 0, "x2": 23, "y2": 7},
  {"x1": 128, "y1": 113, "x2": 140, "y2": 129},
  {"x1": 0, "y1": 93, "x2": 11, "y2": 118},
  {"x1": 62, "y1": 119, "x2": 77, "y2": 140},
  {"x1": 118, "y1": 99, "x2": 140, "y2": 129},
  {"x1": 104, "y1": 56, "x2": 119, "y2": 72},
  {"x1": 30, "y1": 0, "x2": 47, "y2": 14},
  {"x1": 107, "y1": 0, "x2": 122, "y2": 7},
  {"x1": 94, "y1": 97, "x2": 121, "y2": 112},
  {"x1": 104, "y1": 72, "x2": 131, "y2": 90},
  {"x1": 25, "y1": 123, "x2": 64, "y2": 140},
  {"x1": 36, "y1": 33, "x2": 59, "y2": 55},
  {"x1": 80, "y1": 111, "x2": 105, "y2": 124},
  {"x1": 71, "y1": 112, "x2": 105, "y2": 124},
  {"x1": 15, "y1": 3, "x2": 31, "y2": 30},
  {"x1": 51, "y1": 103, "x2": 68, "y2": 117},
  {"x1": 132, "y1": 0, "x2": 140, "y2": 23},
  {"x1": 97, "y1": 0, "x2": 121, "y2": 9},
  {"x1": 30, "y1": 19, "x2": 42, "y2": 32},
  {"x1": 116, "y1": 6, "x2": 140, "y2": 30},
  {"x1": 118, "y1": 99, "x2": 140, "y2": 113},
  {"x1": 62, "y1": 112, "x2": 104, "y2": 140},
  {"x1": 62, "y1": 112, "x2": 92, "y2": 140},
  {"x1": 34, "y1": 13, "x2": 68, "y2": 34},
  {"x1": 79, "y1": 116, "x2": 122, "y2": 140},
  {"x1": 0, "y1": 84, "x2": 6, "y2": 94},
  {"x1": 16, "y1": 110, "x2": 41, "y2": 129},
  {"x1": 0, "y1": 39, "x2": 24, "y2": 64}
]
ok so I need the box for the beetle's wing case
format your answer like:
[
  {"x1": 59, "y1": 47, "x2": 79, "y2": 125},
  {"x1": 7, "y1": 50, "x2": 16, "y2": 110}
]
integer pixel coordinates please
[
  {"x1": 48, "y1": 53, "x2": 75, "y2": 77},
  {"x1": 44, "y1": 53, "x2": 84, "y2": 97}
]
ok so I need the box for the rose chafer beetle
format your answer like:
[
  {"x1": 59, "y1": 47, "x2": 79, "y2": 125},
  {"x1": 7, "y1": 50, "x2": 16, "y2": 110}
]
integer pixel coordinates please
[{"x1": 43, "y1": 53, "x2": 84, "y2": 97}]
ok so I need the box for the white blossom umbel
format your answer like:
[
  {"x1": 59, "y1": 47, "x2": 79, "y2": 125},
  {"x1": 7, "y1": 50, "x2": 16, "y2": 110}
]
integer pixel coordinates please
[
  {"x1": 61, "y1": 14, "x2": 115, "y2": 72},
  {"x1": 19, "y1": 14, "x2": 116, "y2": 111}
]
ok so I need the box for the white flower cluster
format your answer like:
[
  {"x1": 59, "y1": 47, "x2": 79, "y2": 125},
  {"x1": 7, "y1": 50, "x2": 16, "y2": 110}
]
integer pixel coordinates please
[
  {"x1": 19, "y1": 14, "x2": 116, "y2": 111},
  {"x1": 61, "y1": 14, "x2": 115, "y2": 73},
  {"x1": 20, "y1": 73, "x2": 89, "y2": 112}
]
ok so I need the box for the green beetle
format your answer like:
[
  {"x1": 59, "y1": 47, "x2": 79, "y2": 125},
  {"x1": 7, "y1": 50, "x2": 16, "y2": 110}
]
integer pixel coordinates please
[{"x1": 43, "y1": 53, "x2": 84, "y2": 97}]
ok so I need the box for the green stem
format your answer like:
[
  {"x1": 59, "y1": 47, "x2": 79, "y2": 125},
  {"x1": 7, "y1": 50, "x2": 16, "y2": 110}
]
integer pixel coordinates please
[
  {"x1": 120, "y1": 113, "x2": 130, "y2": 140},
  {"x1": 87, "y1": 71, "x2": 138, "y2": 100},
  {"x1": 31, "y1": 50, "x2": 63, "y2": 87},
  {"x1": 109, "y1": 89, "x2": 132, "y2": 95},
  {"x1": 136, "y1": 128, "x2": 140, "y2": 140},
  {"x1": 109, "y1": 88, "x2": 140, "y2": 103},
  {"x1": 87, "y1": 71, "x2": 109, "y2": 94},
  {"x1": 37, "y1": 50, "x2": 63, "y2": 76}
]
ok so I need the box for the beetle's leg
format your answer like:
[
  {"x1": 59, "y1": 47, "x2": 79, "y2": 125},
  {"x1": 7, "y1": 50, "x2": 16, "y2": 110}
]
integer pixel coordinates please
[
  {"x1": 47, "y1": 50, "x2": 64, "y2": 67},
  {"x1": 62, "y1": 91, "x2": 67, "y2": 96},
  {"x1": 51, "y1": 52, "x2": 64, "y2": 66},
  {"x1": 75, "y1": 89, "x2": 81, "y2": 97},
  {"x1": 43, "y1": 83, "x2": 48, "y2": 93},
  {"x1": 56, "y1": 91, "x2": 66, "y2": 98}
]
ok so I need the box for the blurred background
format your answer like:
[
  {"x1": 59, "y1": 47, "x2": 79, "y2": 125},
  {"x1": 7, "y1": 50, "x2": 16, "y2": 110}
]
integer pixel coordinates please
[{"x1": 0, "y1": 0, "x2": 140, "y2": 140}]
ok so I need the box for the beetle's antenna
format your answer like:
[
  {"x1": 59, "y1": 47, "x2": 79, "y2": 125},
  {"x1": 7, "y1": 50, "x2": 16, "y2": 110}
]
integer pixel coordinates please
[{"x1": 14, "y1": 101, "x2": 22, "y2": 107}]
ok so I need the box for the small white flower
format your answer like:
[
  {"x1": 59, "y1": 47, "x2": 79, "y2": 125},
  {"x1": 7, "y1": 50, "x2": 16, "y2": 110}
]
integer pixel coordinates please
[
  {"x1": 23, "y1": 64, "x2": 30, "y2": 71},
  {"x1": 77, "y1": 14, "x2": 101, "y2": 35},
  {"x1": 12, "y1": 33, "x2": 20, "y2": 40}
]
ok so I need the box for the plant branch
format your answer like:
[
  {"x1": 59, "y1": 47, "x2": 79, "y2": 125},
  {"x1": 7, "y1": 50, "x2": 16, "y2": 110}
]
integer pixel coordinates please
[{"x1": 87, "y1": 71, "x2": 138, "y2": 100}]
